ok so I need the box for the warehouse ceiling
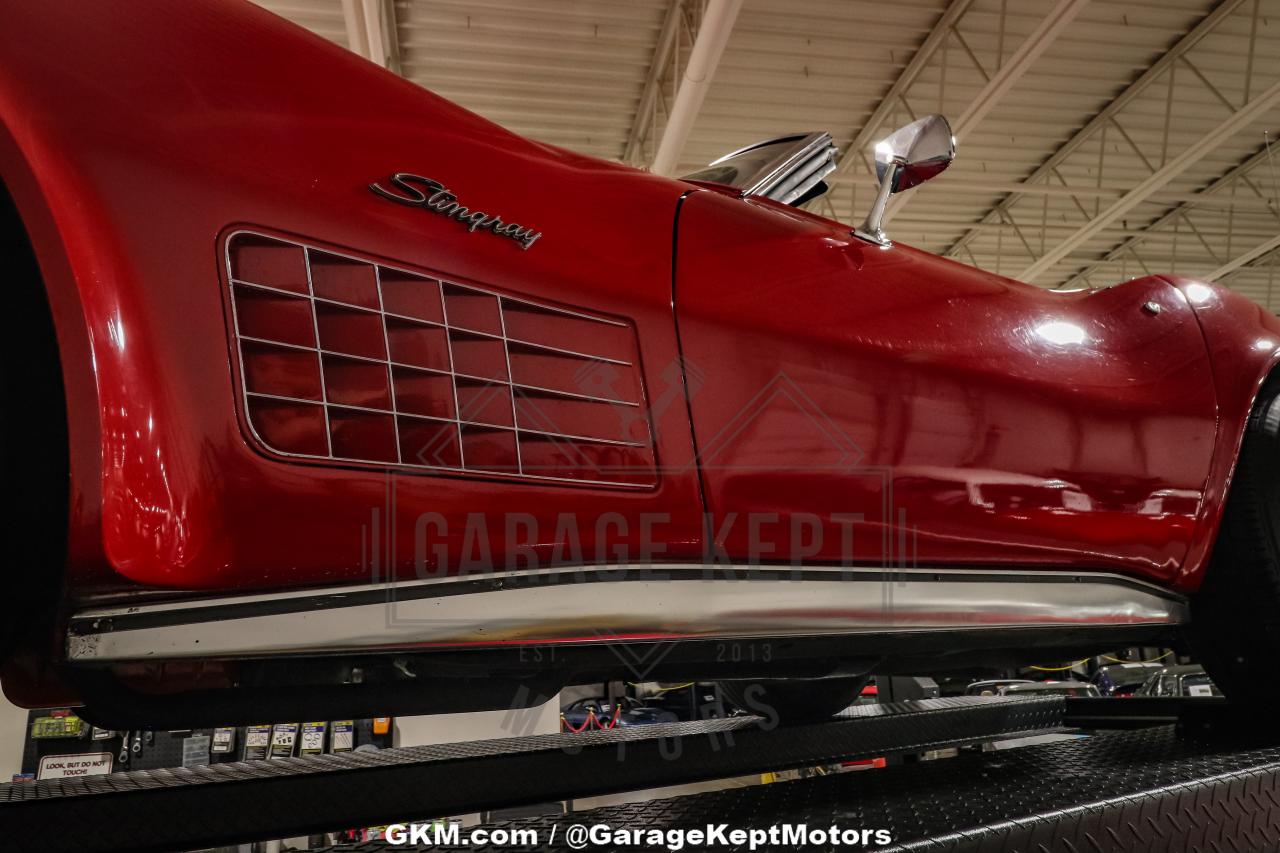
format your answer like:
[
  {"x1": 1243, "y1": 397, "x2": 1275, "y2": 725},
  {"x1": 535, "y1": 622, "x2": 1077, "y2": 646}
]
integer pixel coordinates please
[{"x1": 255, "y1": 0, "x2": 1280, "y2": 309}]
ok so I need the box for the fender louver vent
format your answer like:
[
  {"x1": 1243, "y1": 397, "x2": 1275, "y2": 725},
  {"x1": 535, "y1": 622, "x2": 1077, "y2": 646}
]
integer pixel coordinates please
[{"x1": 224, "y1": 231, "x2": 656, "y2": 487}]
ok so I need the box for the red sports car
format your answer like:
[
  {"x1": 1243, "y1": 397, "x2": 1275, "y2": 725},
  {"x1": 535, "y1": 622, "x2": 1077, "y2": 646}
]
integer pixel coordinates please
[{"x1": 2, "y1": 0, "x2": 1277, "y2": 725}]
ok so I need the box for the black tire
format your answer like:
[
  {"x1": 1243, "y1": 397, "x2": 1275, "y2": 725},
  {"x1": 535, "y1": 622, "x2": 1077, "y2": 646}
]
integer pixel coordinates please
[
  {"x1": 717, "y1": 676, "x2": 870, "y2": 723},
  {"x1": 1190, "y1": 375, "x2": 1280, "y2": 704}
]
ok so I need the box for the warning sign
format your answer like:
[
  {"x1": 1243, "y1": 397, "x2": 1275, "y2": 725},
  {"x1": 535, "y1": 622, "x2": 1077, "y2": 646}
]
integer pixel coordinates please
[{"x1": 37, "y1": 752, "x2": 113, "y2": 780}]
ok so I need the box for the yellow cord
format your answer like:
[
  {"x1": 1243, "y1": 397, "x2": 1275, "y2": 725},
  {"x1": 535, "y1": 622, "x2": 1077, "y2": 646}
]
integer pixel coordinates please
[
  {"x1": 1028, "y1": 658, "x2": 1089, "y2": 672},
  {"x1": 1100, "y1": 651, "x2": 1172, "y2": 665},
  {"x1": 626, "y1": 681, "x2": 696, "y2": 693},
  {"x1": 1030, "y1": 651, "x2": 1173, "y2": 672}
]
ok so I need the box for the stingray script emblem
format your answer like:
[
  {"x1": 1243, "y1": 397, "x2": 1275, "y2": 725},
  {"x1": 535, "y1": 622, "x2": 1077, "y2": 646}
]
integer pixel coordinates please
[{"x1": 369, "y1": 173, "x2": 542, "y2": 250}]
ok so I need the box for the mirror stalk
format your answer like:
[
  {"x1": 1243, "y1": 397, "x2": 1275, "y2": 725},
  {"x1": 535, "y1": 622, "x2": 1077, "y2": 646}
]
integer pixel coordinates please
[{"x1": 854, "y1": 159, "x2": 902, "y2": 247}]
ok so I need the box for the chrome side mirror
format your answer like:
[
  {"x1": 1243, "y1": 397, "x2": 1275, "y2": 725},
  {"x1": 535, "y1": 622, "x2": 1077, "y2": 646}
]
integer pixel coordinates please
[{"x1": 854, "y1": 114, "x2": 955, "y2": 246}]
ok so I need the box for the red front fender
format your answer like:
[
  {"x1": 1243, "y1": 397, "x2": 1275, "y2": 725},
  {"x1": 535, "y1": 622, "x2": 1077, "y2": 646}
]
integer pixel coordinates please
[{"x1": 1163, "y1": 276, "x2": 1280, "y2": 591}]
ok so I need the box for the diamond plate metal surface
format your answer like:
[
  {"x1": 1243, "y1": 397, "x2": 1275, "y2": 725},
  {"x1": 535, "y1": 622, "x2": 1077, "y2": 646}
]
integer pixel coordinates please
[
  {"x1": 0, "y1": 697, "x2": 1060, "y2": 852},
  {"x1": 396, "y1": 726, "x2": 1280, "y2": 853}
]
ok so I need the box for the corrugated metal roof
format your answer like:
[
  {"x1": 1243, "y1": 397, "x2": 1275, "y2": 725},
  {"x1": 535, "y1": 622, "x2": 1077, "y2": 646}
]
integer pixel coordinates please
[
  {"x1": 395, "y1": 0, "x2": 669, "y2": 159},
  {"x1": 254, "y1": 0, "x2": 1280, "y2": 308},
  {"x1": 254, "y1": 0, "x2": 348, "y2": 44}
]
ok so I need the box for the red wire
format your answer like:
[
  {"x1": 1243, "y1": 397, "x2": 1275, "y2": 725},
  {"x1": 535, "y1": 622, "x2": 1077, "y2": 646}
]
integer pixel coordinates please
[
  {"x1": 595, "y1": 705, "x2": 623, "y2": 731},
  {"x1": 562, "y1": 703, "x2": 627, "y2": 733},
  {"x1": 560, "y1": 709, "x2": 594, "y2": 734}
]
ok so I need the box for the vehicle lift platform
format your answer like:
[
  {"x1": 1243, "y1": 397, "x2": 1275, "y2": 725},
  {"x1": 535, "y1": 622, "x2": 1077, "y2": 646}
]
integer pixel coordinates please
[{"x1": 2, "y1": 695, "x2": 1279, "y2": 852}]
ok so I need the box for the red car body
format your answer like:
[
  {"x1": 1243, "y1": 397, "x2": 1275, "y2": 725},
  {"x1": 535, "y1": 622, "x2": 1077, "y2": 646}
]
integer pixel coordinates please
[{"x1": 2, "y1": 0, "x2": 1277, "y2": 722}]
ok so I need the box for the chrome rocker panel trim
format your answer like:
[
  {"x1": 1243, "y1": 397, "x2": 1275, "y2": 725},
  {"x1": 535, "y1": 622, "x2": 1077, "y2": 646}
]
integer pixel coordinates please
[{"x1": 65, "y1": 565, "x2": 1189, "y2": 663}]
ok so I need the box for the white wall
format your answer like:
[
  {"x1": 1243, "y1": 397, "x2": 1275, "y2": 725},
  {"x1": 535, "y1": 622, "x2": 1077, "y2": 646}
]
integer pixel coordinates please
[
  {"x1": 394, "y1": 693, "x2": 559, "y2": 747},
  {"x1": 391, "y1": 696, "x2": 560, "y2": 829},
  {"x1": 0, "y1": 697, "x2": 29, "y2": 779}
]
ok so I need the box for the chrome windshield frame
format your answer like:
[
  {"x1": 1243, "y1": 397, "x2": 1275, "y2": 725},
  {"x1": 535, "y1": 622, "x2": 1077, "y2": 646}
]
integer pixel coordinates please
[{"x1": 683, "y1": 131, "x2": 838, "y2": 205}]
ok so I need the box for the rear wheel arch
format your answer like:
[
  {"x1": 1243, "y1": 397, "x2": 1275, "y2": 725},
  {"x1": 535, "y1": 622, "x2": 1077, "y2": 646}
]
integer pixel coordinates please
[
  {"x1": 0, "y1": 176, "x2": 71, "y2": 657},
  {"x1": 0, "y1": 121, "x2": 109, "y2": 705},
  {"x1": 0, "y1": 114, "x2": 109, "y2": 597}
]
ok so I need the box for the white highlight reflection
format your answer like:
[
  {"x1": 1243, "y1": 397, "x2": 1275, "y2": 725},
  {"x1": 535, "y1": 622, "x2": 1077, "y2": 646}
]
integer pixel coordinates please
[
  {"x1": 1035, "y1": 321, "x2": 1087, "y2": 346},
  {"x1": 1184, "y1": 283, "x2": 1214, "y2": 304}
]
